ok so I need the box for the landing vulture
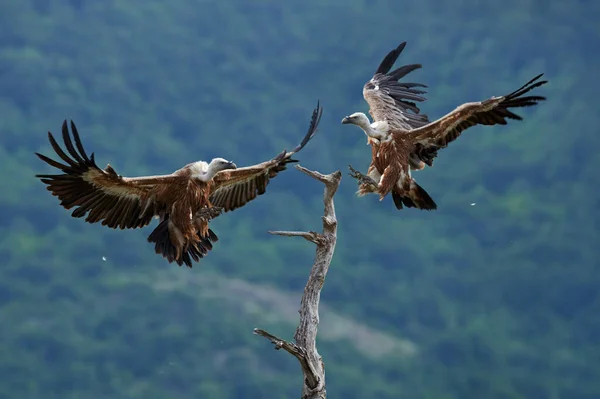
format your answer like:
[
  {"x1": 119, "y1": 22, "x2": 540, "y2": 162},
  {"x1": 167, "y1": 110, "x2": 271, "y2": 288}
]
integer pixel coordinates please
[
  {"x1": 344, "y1": 72, "x2": 547, "y2": 211},
  {"x1": 36, "y1": 102, "x2": 323, "y2": 267}
]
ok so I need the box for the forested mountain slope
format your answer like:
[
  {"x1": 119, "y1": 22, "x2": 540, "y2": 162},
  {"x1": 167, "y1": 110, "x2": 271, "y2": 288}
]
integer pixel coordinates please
[{"x1": 0, "y1": 1, "x2": 598, "y2": 398}]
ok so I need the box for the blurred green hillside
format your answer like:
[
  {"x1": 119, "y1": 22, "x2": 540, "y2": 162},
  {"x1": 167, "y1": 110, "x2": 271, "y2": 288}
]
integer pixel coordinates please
[{"x1": 0, "y1": 0, "x2": 598, "y2": 398}]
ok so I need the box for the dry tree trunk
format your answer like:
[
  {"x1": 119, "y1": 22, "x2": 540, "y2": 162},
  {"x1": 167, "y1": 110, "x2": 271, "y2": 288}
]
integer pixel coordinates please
[{"x1": 254, "y1": 164, "x2": 341, "y2": 399}]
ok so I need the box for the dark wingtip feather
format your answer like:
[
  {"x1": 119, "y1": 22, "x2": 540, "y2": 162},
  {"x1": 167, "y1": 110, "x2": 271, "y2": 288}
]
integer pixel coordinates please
[
  {"x1": 387, "y1": 63, "x2": 422, "y2": 82},
  {"x1": 496, "y1": 75, "x2": 548, "y2": 120},
  {"x1": 61, "y1": 120, "x2": 85, "y2": 164},
  {"x1": 505, "y1": 73, "x2": 548, "y2": 100},
  {"x1": 290, "y1": 100, "x2": 323, "y2": 154},
  {"x1": 69, "y1": 120, "x2": 91, "y2": 162},
  {"x1": 375, "y1": 41, "x2": 408, "y2": 75},
  {"x1": 48, "y1": 128, "x2": 76, "y2": 167},
  {"x1": 37, "y1": 120, "x2": 98, "y2": 173},
  {"x1": 395, "y1": 42, "x2": 407, "y2": 52},
  {"x1": 35, "y1": 151, "x2": 69, "y2": 171},
  {"x1": 367, "y1": 46, "x2": 429, "y2": 120}
]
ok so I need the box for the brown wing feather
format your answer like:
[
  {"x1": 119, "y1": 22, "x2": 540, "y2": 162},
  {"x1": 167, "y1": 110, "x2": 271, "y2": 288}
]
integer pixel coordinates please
[
  {"x1": 363, "y1": 42, "x2": 430, "y2": 130},
  {"x1": 209, "y1": 101, "x2": 323, "y2": 212},
  {"x1": 408, "y1": 74, "x2": 548, "y2": 155},
  {"x1": 35, "y1": 120, "x2": 177, "y2": 229}
]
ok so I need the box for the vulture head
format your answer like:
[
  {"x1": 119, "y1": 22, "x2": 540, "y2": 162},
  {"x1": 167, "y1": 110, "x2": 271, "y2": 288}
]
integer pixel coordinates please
[
  {"x1": 209, "y1": 157, "x2": 237, "y2": 172},
  {"x1": 341, "y1": 112, "x2": 371, "y2": 129}
]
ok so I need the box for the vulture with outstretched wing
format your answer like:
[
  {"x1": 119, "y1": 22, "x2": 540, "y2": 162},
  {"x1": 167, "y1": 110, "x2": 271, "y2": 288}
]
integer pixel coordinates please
[
  {"x1": 345, "y1": 73, "x2": 548, "y2": 210},
  {"x1": 36, "y1": 102, "x2": 323, "y2": 267}
]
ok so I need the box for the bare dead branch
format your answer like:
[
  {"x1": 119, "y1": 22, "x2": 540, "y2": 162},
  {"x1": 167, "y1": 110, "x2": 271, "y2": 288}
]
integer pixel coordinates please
[
  {"x1": 255, "y1": 164, "x2": 341, "y2": 399},
  {"x1": 268, "y1": 230, "x2": 322, "y2": 244},
  {"x1": 253, "y1": 329, "x2": 309, "y2": 363}
]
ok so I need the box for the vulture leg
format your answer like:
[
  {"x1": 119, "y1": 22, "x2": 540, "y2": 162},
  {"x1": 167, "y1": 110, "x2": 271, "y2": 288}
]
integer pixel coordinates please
[
  {"x1": 348, "y1": 165, "x2": 379, "y2": 189},
  {"x1": 195, "y1": 206, "x2": 224, "y2": 221}
]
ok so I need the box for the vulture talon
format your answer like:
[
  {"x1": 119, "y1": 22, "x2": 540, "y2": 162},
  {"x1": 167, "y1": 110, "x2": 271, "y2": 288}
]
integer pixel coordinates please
[{"x1": 348, "y1": 165, "x2": 378, "y2": 188}]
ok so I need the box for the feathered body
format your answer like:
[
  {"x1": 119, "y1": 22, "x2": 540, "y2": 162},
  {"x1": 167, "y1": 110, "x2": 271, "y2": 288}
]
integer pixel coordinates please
[
  {"x1": 358, "y1": 132, "x2": 436, "y2": 210},
  {"x1": 148, "y1": 163, "x2": 216, "y2": 263},
  {"x1": 36, "y1": 102, "x2": 323, "y2": 267}
]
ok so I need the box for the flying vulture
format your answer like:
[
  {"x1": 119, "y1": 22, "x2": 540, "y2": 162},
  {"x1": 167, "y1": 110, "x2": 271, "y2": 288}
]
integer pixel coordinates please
[
  {"x1": 342, "y1": 58, "x2": 547, "y2": 211},
  {"x1": 35, "y1": 102, "x2": 323, "y2": 267}
]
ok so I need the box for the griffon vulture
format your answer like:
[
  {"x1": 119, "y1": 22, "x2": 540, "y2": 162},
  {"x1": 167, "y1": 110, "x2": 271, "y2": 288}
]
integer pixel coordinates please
[
  {"x1": 343, "y1": 71, "x2": 547, "y2": 211},
  {"x1": 35, "y1": 102, "x2": 323, "y2": 267}
]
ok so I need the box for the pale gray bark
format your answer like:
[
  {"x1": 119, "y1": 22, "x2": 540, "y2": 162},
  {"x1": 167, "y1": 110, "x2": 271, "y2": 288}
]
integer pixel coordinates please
[{"x1": 254, "y1": 164, "x2": 341, "y2": 399}]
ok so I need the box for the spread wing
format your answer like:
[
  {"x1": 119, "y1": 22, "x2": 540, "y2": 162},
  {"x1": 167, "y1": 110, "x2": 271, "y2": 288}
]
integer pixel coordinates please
[
  {"x1": 209, "y1": 101, "x2": 323, "y2": 212},
  {"x1": 363, "y1": 42, "x2": 430, "y2": 130},
  {"x1": 35, "y1": 120, "x2": 179, "y2": 229},
  {"x1": 406, "y1": 73, "x2": 548, "y2": 160}
]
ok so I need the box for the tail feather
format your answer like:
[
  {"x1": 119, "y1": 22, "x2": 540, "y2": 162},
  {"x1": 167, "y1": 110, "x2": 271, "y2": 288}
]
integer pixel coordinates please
[
  {"x1": 391, "y1": 181, "x2": 437, "y2": 211},
  {"x1": 147, "y1": 217, "x2": 218, "y2": 268}
]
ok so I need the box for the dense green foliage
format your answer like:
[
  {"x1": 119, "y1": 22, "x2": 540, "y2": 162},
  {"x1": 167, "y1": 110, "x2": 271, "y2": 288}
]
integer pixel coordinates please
[{"x1": 0, "y1": 0, "x2": 598, "y2": 398}]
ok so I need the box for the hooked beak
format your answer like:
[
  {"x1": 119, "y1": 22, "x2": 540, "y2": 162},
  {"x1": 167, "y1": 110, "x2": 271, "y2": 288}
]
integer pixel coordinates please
[
  {"x1": 341, "y1": 116, "x2": 351, "y2": 124},
  {"x1": 227, "y1": 162, "x2": 237, "y2": 169}
]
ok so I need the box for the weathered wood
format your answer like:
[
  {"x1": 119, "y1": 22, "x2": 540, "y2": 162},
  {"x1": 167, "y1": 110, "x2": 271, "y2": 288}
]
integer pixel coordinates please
[{"x1": 254, "y1": 164, "x2": 341, "y2": 399}]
